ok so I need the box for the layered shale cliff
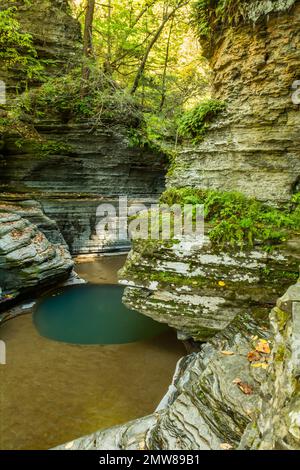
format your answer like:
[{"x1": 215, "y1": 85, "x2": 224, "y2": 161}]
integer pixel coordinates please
[
  {"x1": 0, "y1": 0, "x2": 167, "y2": 255},
  {"x1": 0, "y1": 0, "x2": 82, "y2": 93},
  {"x1": 58, "y1": 280, "x2": 300, "y2": 450},
  {"x1": 169, "y1": 0, "x2": 300, "y2": 203}
]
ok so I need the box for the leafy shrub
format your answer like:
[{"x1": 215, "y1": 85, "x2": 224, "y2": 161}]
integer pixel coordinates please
[
  {"x1": 0, "y1": 6, "x2": 44, "y2": 81},
  {"x1": 177, "y1": 99, "x2": 225, "y2": 141},
  {"x1": 127, "y1": 112, "x2": 177, "y2": 158},
  {"x1": 160, "y1": 187, "x2": 300, "y2": 248},
  {"x1": 19, "y1": 68, "x2": 142, "y2": 126}
]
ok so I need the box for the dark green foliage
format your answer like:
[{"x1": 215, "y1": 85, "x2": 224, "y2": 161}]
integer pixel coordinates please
[
  {"x1": 192, "y1": 0, "x2": 247, "y2": 49},
  {"x1": 177, "y1": 99, "x2": 225, "y2": 141},
  {"x1": 20, "y1": 68, "x2": 142, "y2": 126},
  {"x1": 161, "y1": 188, "x2": 300, "y2": 248},
  {"x1": 0, "y1": 6, "x2": 44, "y2": 81},
  {"x1": 14, "y1": 138, "x2": 74, "y2": 158}
]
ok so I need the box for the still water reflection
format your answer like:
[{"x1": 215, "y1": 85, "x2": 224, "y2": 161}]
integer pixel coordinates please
[{"x1": 34, "y1": 285, "x2": 167, "y2": 345}]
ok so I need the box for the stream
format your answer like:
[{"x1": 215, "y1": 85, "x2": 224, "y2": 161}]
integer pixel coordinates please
[{"x1": 0, "y1": 255, "x2": 184, "y2": 450}]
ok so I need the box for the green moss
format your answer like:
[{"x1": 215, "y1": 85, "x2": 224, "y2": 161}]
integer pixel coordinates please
[
  {"x1": 160, "y1": 187, "x2": 300, "y2": 248},
  {"x1": 0, "y1": 5, "x2": 44, "y2": 84},
  {"x1": 275, "y1": 343, "x2": 286, "y2": 363},
  {"x1": 273, "y1": 307, "x2": 290, "y2": 331},
  {"x1": 14, "y1": 138, "x2": 74, "y2": 158},
  {"x1": 177, "y1": 99, "x2": 226, "y2": 142}
]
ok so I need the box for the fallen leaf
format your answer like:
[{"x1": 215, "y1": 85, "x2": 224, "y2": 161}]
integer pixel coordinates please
[
  {"x1": 220, "y1": 443, "x2": 233, "y2": 450},
  {"x1": 232, "y1": 377, "x2": 242, "y2": 384},
  {"x1": 218, "y1": 281, "x2": 226, "y2": 287},
  {"x1": 233, "y1": 378, "x2": 253, "y2": 395},
  {"x1": 255, "y1": 339, "x2": 271, "y2": 354},
  {"x1": 221, "y1": 351, "x2": 235, "y2": 356},
  {"x1": 251, "y1": 363, "x2": 268, "y2": 369},
  {"x1": 238, "y1": 382, "x2": 253, "y2": 395},
  {"x1": 247, "y1": 350, "x2": 261, "y2": 362}
]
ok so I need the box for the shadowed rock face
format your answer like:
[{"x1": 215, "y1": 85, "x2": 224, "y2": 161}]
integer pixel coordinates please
[
  {"x1": 168, "y1": 1, "x2": 300, "y2": 203},
  {"x1": 0, "y1": 2, "x2": 167, "y2": 255},
  {"x1": 1, "y1": 122, "x2": 167, "y2": 198},
  {"x1": 1, "y1": 0, "x2": 82, "y2": 92},
  {"x1": 0, "y1": 206, "x2": 73, "y2": 305},
  {"x1": 0, "y1": 121, "x2": 167, "y2": 254}
]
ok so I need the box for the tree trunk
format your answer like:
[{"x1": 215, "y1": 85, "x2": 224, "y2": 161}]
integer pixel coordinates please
[
  {"x1": 82, "y1": 0, "x2": 96, "y2": 84},
  {"x1": 159, "y1": 15, "x2": 174, "y2": 111},
  {"x1": 130, "y1": 1, "x2": 188, "y2": 95}
]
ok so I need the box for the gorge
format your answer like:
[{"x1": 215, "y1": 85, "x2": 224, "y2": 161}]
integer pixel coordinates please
[{"x1": 0, "y1": 0, "x2": 299, "y2": 452}]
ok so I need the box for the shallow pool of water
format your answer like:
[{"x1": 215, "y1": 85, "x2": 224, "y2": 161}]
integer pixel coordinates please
[
  {"x1": 0, "y1": 255, "x2": 185, "y2": 450},
  {"x1": 33, "y1": 284, "x2": 167, "y2": 345}
]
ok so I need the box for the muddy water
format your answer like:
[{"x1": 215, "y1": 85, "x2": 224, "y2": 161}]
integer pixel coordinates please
[
  {"x1": 0, "y1": 256, "x2": 185, "y2": 450},
  {"x1": 75, "y1": 254, "x2": 127, "y2": 284}
]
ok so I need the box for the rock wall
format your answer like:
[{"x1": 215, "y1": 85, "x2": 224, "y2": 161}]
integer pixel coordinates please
[
  {"x1": 120, "y1": 235, "x2": 299, "y2": 342},
  {"x1": 0, "y1": 0, "x2": 82, "y2": 92},
  {"x1": 57, "y1": 281, "x2": 300, "y2": 451},
  {"x1": 241, "y1": 282, "x2": 300, "y2": 449},
  {"x1": 0, "y1": 202, "x2": 73, "y2": 309},
  {"x1": 0, "y1": 121, "x2": 167, "y2": 254},
  {"x1": 169, "y1": 1, "x2": 300, "y2": 203},
  {"x1": 0, "y1": 1, "x2": 167, "y2": 255}
]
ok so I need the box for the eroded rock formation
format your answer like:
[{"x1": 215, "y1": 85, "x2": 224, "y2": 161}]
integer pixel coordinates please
[
  {"x1": 56, "y1": 281, "x2": 300, "y2": 450},
  {"x1": 0, "y1": 121, "x2": 167, "y2": 253},
  {"x1": 169, "y1": 0, "x2": 300, "y2": 202},
  {"x1": 0, "y1": 0, "x2": 82, "y2": 92},
  {"x1": 0, "y1": 204, "x2": 73, "y2": 308}
]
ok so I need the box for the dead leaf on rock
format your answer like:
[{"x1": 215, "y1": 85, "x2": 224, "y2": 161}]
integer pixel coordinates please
[
  {"x1": 233, "y1": 378, "x2": 253, "y2": 395},
  {"x1": 255, "y1": 339, "x2": 271, "y2": 354},
  {"x1": 220, "y1": 443, "x2": 233, "y2": 450},
  {"x1": 247, "y1": 350, "x2": 261, "y2": 362},
  {"x1": 221, "y1": 351, "x2": 235, "y2": 356}
]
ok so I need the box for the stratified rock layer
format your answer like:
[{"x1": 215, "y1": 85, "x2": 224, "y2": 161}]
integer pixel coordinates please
[
  {"x1": 1, "y1": 0, "x2": 82, "y2": 91},
  {"x1": 119, "y1": 236, "x2": 299, "y2": 341},
  {"x1": 0, "y1": 207, "x2": 73, "y2": 306},
  {"x1": 241, "y1": 282, "x2": 300, "y2": 449},
  {"x1": 169, "y1": 1, "x2": 300, "y2": 202}
]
